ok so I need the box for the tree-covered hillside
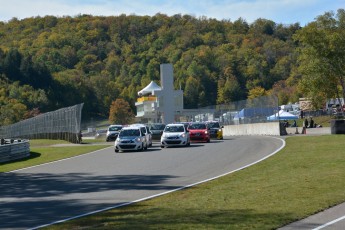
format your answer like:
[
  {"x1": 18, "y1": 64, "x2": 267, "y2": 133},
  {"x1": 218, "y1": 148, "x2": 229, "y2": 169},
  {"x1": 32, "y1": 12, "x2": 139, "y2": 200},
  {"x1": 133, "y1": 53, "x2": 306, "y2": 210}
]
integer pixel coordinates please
[{"x1": 0, "y1": 14, "x2": 303, "y2": 125}]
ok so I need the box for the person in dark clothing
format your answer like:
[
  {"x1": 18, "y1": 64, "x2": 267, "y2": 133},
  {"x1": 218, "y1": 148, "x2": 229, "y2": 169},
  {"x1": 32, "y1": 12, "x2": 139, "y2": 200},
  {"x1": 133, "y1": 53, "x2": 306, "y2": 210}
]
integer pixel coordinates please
[
  {"x1": 309, "y1": 117, "x2": 314, "y2": 128},
  {"x1": 302, "y1": 118, "x2": 309, "y2": 134},
  {"x1": 303, "y1": 118, "x2": 309, "y2": 128}
]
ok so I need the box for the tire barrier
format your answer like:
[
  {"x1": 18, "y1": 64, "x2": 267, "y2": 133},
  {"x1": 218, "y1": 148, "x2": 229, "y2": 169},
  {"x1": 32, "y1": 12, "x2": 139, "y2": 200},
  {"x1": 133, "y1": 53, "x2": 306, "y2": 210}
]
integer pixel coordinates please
[{"x1": 0, "y1": 139, "x2": 30, "y2": 163}]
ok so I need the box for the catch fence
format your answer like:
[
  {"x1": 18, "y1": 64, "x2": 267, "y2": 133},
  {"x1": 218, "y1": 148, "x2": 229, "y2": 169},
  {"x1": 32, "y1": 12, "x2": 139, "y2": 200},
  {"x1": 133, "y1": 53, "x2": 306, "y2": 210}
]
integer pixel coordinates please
[
  {"x1": 177, "y1": 95, "x2": 279, "y2": 125},
  {"x1": 0, "y1": 103, "x2": 83, "y2": 143}
]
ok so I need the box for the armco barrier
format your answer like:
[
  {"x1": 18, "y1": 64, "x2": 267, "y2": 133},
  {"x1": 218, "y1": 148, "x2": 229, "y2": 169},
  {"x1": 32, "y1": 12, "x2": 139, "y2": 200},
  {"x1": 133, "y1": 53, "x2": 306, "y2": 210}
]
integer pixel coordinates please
[{"x1": 0, "y1": 139, "x2": 30, "y2": 163}]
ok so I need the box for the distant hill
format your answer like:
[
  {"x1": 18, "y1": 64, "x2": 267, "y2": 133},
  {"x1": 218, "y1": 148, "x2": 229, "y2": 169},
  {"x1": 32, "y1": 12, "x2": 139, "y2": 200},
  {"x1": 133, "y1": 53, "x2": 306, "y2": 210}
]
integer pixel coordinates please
[{"x1": 0, "y1": 14, "x2": 302, "y2": 125}]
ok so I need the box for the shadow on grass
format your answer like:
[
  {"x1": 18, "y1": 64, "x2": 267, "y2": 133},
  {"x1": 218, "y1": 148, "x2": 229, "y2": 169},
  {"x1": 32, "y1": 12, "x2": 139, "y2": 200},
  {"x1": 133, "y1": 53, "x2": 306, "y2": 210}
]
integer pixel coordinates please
[{"x1": 56, "y1": 203, "x2": 297, "y2": 229}]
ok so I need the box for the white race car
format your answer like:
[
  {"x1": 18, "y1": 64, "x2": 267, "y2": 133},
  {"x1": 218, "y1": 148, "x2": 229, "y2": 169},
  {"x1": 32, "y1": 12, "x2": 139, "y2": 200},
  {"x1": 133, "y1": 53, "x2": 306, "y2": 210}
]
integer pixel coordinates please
[
  {"x1": 160, "y1": 123, "x2": 190, "y2": 148},
  {"x1": 115, "y1": 126, "x2": 148, "y2": 152}
]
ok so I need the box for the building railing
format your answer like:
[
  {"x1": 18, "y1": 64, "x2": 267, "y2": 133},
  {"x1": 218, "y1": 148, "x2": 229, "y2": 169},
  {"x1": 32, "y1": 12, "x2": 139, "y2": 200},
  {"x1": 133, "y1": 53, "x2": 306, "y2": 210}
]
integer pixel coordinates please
[{"x1": 137, "y1": 96, "x2": 157, "y2": 103}]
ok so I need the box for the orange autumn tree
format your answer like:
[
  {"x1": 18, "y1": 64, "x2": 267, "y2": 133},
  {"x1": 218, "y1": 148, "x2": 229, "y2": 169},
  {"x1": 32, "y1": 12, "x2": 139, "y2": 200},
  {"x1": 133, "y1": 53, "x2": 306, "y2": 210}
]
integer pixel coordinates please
[{"x1": 109, "y1": 98, "x2": 134, "y2": 125}]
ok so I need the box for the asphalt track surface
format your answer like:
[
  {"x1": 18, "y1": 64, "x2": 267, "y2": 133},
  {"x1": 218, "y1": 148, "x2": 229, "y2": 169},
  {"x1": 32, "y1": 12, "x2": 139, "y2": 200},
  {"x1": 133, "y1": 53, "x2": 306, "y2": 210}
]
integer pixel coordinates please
[
  {"x1": 0, "y1": 136, "x2": 284, "y2": 229},
  {"x1": 279, "y1": 202, "x2": 345, "y2": 230}
]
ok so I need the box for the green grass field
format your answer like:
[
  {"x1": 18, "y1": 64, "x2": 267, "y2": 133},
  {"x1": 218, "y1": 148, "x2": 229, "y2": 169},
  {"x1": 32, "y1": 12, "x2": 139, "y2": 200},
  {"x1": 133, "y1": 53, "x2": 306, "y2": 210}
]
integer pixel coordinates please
[
  {"x1": 2, "y1": 136, "x2": 345, "y2": 229},
  {"x1": 293, "y1": 116, "x2": 332, "y2": 127},
  {"x1": 44, "y1": 135, "x2": 345, "y2": 229}
]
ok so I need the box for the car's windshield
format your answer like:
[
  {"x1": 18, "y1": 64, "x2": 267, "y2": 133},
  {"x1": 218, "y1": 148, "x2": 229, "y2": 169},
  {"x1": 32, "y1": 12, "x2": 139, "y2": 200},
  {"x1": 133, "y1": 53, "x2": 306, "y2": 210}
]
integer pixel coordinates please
[
  {"x1": 109, "y1": 126, "x2": 122, "y2": 131},
  {"x1": 164, "y1": 125, "x2": 185, "y2": 133},
  {"x1": 175, "y1": 123, "x2": 189, "y2": 129},
  {"x1": 208, "y1": 122, "x2": 220, "y2": 128},
  {"x1": 188, "y1": 123, "x2": 207, "y2": 130},
  {"x1": 150, "y1": 124, "x2": 165, "y2": 130},
  {"x1": 119, "y1": 129, "x2": 140, "y2": 137}
]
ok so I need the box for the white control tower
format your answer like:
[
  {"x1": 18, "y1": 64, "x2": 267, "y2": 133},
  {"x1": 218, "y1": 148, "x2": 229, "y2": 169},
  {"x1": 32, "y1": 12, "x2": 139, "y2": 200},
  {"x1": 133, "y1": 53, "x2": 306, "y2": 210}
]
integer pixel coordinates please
[
  {"x1": 159, "y1": 64, "x2": 175, "y2": 124},
  {"x1": 135, "y1": 63, "x2": 183, "y2": 124}
]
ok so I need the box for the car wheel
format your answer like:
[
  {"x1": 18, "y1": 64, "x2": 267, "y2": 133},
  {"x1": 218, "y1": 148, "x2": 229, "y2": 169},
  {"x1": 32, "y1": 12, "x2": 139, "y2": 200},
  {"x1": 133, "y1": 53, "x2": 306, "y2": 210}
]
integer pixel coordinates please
[
  {"x1": 161, "y1": 145, "x2": 165, "y2": 148},
  {"x1": 207, "y1": 138, "x2": 210, "y2": 143},
  {"x1": 115, "y1": 149, "x2": 119, "y2": 153}
]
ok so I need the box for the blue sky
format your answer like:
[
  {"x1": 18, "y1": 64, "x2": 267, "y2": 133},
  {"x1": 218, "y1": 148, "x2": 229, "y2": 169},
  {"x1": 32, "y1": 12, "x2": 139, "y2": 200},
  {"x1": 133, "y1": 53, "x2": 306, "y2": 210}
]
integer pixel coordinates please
[{"x1": 0, "y1": 0, "x2": 343, "y2": 26}]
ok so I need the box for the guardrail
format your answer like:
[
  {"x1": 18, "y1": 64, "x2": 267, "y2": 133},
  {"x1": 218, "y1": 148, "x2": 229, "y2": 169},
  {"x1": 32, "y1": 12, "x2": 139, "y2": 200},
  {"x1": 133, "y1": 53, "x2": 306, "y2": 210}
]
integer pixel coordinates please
[{"x1": 0, "y1": 139, "x2": 30, "y2": 163}]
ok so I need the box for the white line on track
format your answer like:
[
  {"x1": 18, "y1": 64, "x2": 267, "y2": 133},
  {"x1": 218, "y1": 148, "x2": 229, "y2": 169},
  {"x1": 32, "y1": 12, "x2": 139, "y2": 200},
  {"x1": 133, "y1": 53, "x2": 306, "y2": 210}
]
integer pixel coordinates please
[
  {"x1": 312, "y1": 215, "x2": 345, "y2": 230},
  {"x1": 24, "y1": 136, "x2": 285, "y2": 230}
]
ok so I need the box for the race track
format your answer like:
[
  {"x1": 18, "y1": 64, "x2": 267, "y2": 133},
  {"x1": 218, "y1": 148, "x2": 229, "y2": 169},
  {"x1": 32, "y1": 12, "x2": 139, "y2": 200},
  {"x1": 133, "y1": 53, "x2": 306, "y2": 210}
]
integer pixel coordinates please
[{"x1": 0, "y1": 136, "x2": 284, "y2": 229}]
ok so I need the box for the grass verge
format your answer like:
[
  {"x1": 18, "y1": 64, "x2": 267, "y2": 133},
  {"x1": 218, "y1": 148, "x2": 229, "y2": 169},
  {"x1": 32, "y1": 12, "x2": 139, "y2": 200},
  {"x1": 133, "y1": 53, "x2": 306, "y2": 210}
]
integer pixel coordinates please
[
  {"x1": 43, "y1": 135, "x2": 345, "y2": 229},
  {"x1": 0, "y1": 139, "x2": 110, "y2": 172},
  {"x1": 295, "y1": 115, "x2": 332, "y2": 127}
]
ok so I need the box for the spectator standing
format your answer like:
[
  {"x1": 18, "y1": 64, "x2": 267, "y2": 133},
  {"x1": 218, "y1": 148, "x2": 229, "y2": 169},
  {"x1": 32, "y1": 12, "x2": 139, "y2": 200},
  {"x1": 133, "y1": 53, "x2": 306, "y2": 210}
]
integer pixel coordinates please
[
  {"x1": 302, "y1": 118, "x2": 308, "y2": 134},
  {"x1": 303, "y1": 118, "x2": 309, "y2": 128},
  {"x1": 309, "y1": 117, "x2": 314, "y2": 128},
  {"x1": 300, "y1": 110, "x2": 304, "y2": 119}
]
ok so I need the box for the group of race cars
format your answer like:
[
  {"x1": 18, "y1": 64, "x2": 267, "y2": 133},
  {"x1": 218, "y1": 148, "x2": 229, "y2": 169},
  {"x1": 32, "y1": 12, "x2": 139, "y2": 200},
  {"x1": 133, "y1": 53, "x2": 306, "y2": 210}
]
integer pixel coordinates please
[{"x1": 106, "y1": 121, "x2": 224, "y2": 153}]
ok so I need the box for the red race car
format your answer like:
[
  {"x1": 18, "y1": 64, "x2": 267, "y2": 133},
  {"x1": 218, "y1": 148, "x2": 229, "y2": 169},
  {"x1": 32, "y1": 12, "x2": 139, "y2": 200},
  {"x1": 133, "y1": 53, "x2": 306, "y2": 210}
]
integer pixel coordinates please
[{"x1": 188, "y1": 122, "x2": 210, "y2": 143}]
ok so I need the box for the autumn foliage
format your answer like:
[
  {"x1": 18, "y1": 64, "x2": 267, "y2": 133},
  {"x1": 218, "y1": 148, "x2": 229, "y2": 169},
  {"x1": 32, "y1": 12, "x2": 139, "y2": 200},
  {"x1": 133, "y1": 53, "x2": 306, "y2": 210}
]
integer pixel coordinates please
[
  {"x1": 109, "y1": 99, "x2": 134, "y2": 125},
  {"x1": 0, "y1": 10, "x2": 344, "y2": 125}
]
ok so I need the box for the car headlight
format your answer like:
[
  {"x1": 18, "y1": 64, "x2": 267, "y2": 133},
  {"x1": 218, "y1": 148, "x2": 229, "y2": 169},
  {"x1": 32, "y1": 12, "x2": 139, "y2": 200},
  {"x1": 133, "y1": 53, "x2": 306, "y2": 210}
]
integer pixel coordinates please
[
  {"x1": 162, "y1": 133, "x2": 167, "y2": 138},
  {"x1": 180, "y1": 133, "x2": 186, "y2": 138},
  {"x1": 205, "y1": 130, "x2": 208, "y2": 134},
  {"x1": 135, "y1": 137, "x2": 141, "y2": 142}
]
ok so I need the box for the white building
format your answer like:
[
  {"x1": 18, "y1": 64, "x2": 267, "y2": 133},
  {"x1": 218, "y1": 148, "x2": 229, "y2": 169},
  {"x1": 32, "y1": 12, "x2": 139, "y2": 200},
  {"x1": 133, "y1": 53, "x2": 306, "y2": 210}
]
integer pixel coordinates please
[{"x1": 135, "y1": 64, "x2": 184, "y2": 124}]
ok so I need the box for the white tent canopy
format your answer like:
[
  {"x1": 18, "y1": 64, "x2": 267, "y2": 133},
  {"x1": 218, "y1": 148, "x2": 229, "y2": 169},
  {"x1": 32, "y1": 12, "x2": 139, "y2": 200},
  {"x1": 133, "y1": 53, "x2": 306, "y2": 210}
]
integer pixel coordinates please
[
  {"x1": 138, "y1": 81, "x2": 161, "y2": 96},
  {"x1": 267, "y1": 110, "x2": 298, "y2": 121}
]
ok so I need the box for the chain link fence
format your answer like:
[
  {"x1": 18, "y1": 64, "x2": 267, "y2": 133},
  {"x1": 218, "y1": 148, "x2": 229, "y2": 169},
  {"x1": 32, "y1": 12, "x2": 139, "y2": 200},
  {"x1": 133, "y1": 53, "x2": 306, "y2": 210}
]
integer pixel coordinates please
[
  {"x1": 0, "y1": 103, "x2": 84, "y2": 143},
  {"x1": 177, "y1": 95, "x2": 279, "y2": 125}
]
